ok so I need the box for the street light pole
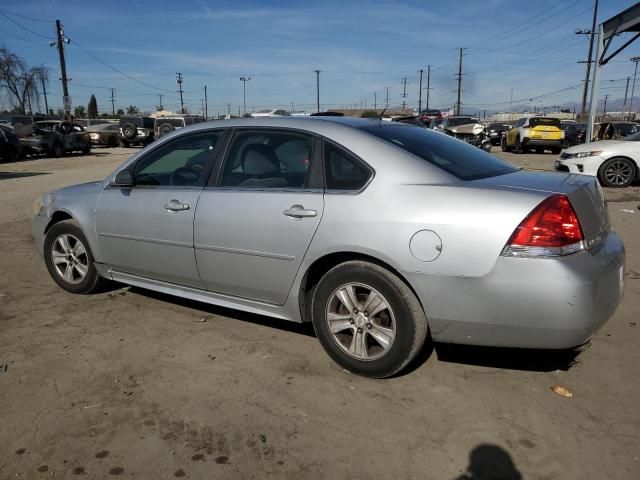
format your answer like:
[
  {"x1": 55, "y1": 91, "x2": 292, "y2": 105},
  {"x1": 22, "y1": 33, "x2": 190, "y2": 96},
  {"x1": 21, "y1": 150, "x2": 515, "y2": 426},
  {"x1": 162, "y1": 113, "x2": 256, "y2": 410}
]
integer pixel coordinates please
[
  {"x1": 239, "y1": 76, "x2": 251, "y2": 116},
  {"x1": 314, "y1": 70, "x2": 320, "y2": 113}
]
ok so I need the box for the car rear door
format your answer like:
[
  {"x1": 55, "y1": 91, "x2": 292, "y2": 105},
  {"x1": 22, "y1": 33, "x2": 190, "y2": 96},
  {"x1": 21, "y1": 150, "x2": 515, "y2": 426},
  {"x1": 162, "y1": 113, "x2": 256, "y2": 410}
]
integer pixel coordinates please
[
  {"x1": 193, "y1": 128, "x2": 324, "y2": 305},
  {"x1": 95, "y1": 129, "x2": 224, "y2": 287}
]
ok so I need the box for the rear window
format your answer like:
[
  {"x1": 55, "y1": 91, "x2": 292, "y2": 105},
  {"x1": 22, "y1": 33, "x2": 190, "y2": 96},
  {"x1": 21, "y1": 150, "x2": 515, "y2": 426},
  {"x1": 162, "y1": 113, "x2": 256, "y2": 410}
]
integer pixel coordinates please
[
  {"x1": 359, "y1": 123, "x2": 519, "y2": 181},
  {"x1": 156, "y1": 118, "x2": 185, "y2": 127},
  {"x1": 529, "y1": 117, "x2": 561, "y2": 129},
  {"x1": 616, "y1": 123, "x2": 639, "y2": 136}
]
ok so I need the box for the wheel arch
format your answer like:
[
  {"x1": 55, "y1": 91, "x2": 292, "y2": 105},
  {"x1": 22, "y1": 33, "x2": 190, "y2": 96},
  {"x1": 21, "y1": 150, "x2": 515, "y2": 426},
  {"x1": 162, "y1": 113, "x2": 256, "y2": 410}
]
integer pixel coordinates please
[
  {"x1": 297, "y1": 251, "x2": 426, "y2": 323},
  {"x1": 45, "y1": 210, "x2": 74, "y2": 234}
]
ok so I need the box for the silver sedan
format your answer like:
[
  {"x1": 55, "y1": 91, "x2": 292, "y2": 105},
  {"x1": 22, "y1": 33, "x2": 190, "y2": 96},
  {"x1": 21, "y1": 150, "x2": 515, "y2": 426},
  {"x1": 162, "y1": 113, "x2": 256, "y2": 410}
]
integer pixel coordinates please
[{"x1": 32, "y1": 117, "x2": 625, "y2": 378}]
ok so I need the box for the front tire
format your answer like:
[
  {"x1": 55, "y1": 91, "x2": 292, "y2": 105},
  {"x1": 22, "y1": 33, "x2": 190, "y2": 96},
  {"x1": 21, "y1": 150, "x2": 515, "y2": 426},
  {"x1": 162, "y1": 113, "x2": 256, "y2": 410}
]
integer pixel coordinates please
[
  {"x1": 44, "y1": 220, "x2": 107, "y2": 294},
  {"x1": 82, "y1": 143, "x2": 91, "y2": 155},
  {"x1": 51, "y1": 141, "x2": 64, "y2": 158},
  {"x1": 311, "y1": 261, "x2": 428, "y2": 378},
  {"x1": 501, "y1": 136, "x2": 511, "y2": 152},
  {"x1": 598, "y1": 157, "x2": 636, "y2": 188}
]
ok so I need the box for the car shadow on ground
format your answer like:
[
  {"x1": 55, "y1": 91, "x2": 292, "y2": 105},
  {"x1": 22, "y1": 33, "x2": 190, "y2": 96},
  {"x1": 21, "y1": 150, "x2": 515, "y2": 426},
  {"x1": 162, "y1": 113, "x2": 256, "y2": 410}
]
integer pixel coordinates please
[
  {"x1": 126, "y1": 286, "x2": 316, "y2": 338},
  {"x1": 0, "y1": 171, "x2": 50, "y2": 180},
  {"x1": 125, "y1": 285, "x2": 580, "y2": 374}
]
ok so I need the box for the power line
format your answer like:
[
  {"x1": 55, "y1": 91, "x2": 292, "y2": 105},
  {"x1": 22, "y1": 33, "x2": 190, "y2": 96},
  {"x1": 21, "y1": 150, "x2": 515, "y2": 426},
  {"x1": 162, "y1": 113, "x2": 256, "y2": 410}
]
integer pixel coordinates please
[
  {"x1": 473, "y1": 0, "x2": 582, "y2": 48},
  {"x1": 0, "y1": 11, "x2": 53, "y2": 39},
  {"x1": 0, "y1": 26, "x2": 45, "y2": 45},
  {"x1": 69, "y1": 39, "x2": 174, "y2": 93},
  {"x1": 0, "y1": 7, "x2": 54, "y2": 23}
]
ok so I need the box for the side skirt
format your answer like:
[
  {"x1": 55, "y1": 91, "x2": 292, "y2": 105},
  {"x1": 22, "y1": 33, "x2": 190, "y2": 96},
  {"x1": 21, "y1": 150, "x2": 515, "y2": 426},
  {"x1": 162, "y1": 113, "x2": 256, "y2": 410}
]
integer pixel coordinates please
[{"x1": 106, "y1": 269, "x2": 298, "y2": 323}]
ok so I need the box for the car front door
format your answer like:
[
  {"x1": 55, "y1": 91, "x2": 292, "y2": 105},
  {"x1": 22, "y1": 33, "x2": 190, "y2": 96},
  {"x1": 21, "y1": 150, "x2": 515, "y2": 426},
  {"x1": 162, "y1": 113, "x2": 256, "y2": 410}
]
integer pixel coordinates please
[
  {"x1": 194, "y1": 128, "x2": 324, "y2": 305},
  {"x1": 95, "y1": 130, "x2": 224, "y2": 287}
]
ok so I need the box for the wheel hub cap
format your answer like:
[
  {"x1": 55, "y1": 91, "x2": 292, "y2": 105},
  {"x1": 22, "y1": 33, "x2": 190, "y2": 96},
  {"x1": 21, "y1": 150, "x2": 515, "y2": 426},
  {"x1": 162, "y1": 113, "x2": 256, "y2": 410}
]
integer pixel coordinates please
[
  {"x1": 51, "y1": 234, "x2": 88, "y2": 285},
  {"x1": 325, "y1": 283, "x2": 396, "y2": 361}
]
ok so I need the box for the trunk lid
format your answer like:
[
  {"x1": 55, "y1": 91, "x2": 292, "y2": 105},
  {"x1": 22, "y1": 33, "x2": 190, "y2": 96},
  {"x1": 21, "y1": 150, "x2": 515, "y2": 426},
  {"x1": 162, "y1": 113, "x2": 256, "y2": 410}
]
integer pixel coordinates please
[{"x1": 474, "y1": 170, "x2": 609, "y2": 247}]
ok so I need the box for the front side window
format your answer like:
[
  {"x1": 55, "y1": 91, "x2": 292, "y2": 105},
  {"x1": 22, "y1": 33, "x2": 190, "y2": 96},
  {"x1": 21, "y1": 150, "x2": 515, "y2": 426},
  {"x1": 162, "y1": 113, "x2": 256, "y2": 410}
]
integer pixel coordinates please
[
  {"x1": 133, "y1": 131, "x2": 221, "y2": 187},
  {"x1": 220, "y1": 130, "x2": 313, "y2": 189},
  {"x1": 324, "y1": 142, "x2": 371, "y2": 191}
]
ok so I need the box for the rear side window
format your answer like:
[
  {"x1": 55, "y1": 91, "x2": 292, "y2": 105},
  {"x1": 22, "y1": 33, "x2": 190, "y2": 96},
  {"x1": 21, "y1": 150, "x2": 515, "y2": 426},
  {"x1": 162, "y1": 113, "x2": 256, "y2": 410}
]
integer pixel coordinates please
[
  {"x1": 324, "y1": 142, "x2": 371, "y2": 191},
  {"x1": 360, "y1": 123, "x2": 519, "y2": 181}
]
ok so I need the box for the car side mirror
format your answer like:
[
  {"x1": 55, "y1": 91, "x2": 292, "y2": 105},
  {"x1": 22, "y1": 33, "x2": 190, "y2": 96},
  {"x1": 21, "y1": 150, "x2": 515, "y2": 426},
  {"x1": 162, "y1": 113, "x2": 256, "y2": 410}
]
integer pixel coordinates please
[{"x1": 111, "y1": 169, "x2": 134, "y2": 187}]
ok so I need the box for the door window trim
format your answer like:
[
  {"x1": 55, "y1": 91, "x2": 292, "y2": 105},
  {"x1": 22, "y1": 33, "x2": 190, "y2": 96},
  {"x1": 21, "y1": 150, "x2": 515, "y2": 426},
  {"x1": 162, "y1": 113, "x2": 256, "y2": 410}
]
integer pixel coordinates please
[
  {"x1": 321, "y1": 138, "x2": 375, "y2": 194},
  {"x1": 206, "y1": 127, "x2": 324, "y2": 192}
]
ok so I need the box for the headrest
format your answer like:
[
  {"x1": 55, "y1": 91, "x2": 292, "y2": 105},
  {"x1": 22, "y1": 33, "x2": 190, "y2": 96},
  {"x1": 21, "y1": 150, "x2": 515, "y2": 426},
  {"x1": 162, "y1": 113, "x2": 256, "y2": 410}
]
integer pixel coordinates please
[{"x1": 242, "y1": 144, "x2": 279, "y2": 176}]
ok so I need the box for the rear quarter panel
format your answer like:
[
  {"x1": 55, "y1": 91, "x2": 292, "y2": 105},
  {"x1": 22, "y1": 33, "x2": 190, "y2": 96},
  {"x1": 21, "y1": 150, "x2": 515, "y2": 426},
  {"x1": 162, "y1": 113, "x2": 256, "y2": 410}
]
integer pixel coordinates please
[{"x1": 309, "y1": 180, "x2": 547, "y2": 278}]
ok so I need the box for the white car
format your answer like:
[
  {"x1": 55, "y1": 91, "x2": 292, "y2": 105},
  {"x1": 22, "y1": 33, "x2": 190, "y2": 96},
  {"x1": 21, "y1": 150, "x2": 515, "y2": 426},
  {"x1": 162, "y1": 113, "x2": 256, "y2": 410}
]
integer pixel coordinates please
[
  {"x1": 250, "y1": 109, "x2": 290, "y2": 118},
  {"x1": 555, "y1": 132, "x2": 640, "y2": 187}
]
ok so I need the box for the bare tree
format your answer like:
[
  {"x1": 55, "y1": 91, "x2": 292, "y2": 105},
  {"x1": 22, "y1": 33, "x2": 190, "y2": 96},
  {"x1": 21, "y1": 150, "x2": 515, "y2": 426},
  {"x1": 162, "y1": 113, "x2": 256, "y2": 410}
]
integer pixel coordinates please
[{"x1": 0, "y1": 47, "x2": 49, "y2": 114}]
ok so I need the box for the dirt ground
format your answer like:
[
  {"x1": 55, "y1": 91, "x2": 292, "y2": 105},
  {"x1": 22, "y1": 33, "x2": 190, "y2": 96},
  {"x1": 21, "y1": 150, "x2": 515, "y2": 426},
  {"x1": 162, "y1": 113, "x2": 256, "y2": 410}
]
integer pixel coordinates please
[{"x1": 1, "y1": 146, "x2": 639, "y2": 480}]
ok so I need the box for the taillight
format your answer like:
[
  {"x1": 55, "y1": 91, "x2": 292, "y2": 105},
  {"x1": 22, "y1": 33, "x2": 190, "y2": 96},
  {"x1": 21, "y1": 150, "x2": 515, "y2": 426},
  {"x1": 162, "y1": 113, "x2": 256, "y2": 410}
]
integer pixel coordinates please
[{"x1": 502, "y1": 194, "x2": 585, "y2": 257}]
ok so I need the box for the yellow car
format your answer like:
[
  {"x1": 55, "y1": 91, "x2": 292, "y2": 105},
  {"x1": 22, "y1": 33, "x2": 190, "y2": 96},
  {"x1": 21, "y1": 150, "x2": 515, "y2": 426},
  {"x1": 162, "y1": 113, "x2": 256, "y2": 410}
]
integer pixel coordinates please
[{"x1": 501, "y1": 116, "x2": 565, "y2": 154}]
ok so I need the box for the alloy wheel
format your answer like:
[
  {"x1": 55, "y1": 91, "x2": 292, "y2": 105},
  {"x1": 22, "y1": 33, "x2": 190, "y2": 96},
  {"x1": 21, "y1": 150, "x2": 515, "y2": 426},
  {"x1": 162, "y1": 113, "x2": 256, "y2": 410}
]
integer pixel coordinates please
[
  {"x1": 604, "y1": 160, "x2": 634, "y2": 186},
  {"x1": 325, "y1": 283, "x2": 396, "y2": 361},
  {"x1": 51, "y1": 234, "x2": 89, "y2": 285}
]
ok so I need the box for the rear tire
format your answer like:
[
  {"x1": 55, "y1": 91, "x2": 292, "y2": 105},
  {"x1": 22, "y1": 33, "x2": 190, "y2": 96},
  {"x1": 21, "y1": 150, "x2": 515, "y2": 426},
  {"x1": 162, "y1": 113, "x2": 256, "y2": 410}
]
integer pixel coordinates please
[
  {"x1": 598, "y1": 157, "x2": 636, "y2": 188},
  {"x1": 311, "y1": 261, "x2": 428, "y2": 378},
  {"x1": 551, "y1": 147, "x2": 561, "y2": 155},
  {"x1": 501, "y1": 137, "x2": 511, "y2": 152},
  {"x1": 82, "y1": 143, "x2": 91, "y2": 155},
  {"x1": 120, "y1": 139, "x2": 130, "y2": 148},
  {"x1": 44, "y1": 220, "x2": 107, "y2": 294}
]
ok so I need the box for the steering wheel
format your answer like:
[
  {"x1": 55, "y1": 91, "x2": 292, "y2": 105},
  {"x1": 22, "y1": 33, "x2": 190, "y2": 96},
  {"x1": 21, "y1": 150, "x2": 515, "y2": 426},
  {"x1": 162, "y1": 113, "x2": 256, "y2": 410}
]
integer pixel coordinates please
[{"x1": 170, "y1": 167, "x2": 200, "y2": 186}]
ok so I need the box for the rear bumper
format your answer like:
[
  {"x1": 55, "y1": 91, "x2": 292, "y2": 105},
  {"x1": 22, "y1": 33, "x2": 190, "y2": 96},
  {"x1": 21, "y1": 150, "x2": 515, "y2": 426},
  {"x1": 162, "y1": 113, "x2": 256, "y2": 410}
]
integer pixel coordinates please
[
  {"x1": 522, "y1": 138, "x2": 563, "y2": 148},
  {"x1": 407, "y1": 232, "x2": 625, "y2": 349}
]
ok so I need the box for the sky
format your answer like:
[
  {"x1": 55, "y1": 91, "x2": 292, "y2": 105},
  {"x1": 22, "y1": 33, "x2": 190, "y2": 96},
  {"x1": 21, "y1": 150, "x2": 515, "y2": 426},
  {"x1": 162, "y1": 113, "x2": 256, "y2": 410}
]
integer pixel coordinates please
[{"x1": 1, "y1": 0, "x2": 640, "y2": 115}]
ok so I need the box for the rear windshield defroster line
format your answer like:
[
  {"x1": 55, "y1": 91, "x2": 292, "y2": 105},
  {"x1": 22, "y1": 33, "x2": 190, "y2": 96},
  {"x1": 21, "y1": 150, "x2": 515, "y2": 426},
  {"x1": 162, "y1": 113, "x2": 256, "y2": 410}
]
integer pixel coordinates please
[{"x1": 359, "y1": 123, "x2": 520, "y2": 181}]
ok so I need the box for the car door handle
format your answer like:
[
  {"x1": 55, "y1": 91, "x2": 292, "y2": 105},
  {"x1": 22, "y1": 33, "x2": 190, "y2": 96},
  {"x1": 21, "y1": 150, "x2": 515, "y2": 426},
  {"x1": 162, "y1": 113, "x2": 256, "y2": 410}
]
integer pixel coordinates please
[
  {"x1": 164, "y1": 199, "x2": 190, "y2": 211},
  {"x1": 283, "y1": 204, "x2": 317, "y2": 218}
]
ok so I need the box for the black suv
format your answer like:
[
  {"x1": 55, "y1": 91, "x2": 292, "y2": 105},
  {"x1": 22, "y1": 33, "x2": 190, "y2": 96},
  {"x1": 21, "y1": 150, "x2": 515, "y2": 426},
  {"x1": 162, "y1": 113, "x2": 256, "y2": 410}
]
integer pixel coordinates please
[{"x1": 119, "y1": 116, "x2": 155, "y2": 147}]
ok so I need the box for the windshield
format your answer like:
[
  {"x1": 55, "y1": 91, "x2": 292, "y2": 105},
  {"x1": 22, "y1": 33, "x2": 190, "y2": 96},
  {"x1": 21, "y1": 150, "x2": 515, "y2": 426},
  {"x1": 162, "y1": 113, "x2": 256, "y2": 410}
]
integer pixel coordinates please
[
  {"x1": 447, "y1": 117, "x2": 479, "y2": 127},
  {"x1": 359, "y1": 123, "x2": 519, "y2": 181}
]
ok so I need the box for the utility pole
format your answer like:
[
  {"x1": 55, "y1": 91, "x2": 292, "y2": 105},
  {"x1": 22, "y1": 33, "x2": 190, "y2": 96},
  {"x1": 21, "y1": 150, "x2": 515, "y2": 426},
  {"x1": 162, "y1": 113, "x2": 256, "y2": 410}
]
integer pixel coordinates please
[
  {"x1": 374, "y1": 92, "x2": 377, "y2": 110},
  {"x1": 630, "y1": 57, "x2": 640, "y2": 119},
  {"x1": 509, "y1": 87, "x2": 514, "y2": 114},
  {"x1": 418, "y1": 69, "x2": 423, "y2": 113},
  {"x1": 55, "y1": 20, "x2": 70, "y2": 119},
  {"x1": 385, "y1": 87, "x2": 390, "y2": 108},
  {"x1": 110, "y1": 88, "x2": 116, "y2": 115},
  {"x1": 291, "y1": 102, "x2": 294, "y2": 112},
  {"x1": 401, "y1": 77, "x2": 407, "y2": 110},
  {"x1": 603, "y1": 94, "x2": 610, "y2": 115},
  {"x1": 314, "y1": 69, "x2": 320, "y2": 113},
  {"x1": 623, "y1": 77, "x2": 630, "y2": 119},
  {"x1": 204, "y1": 85, "x2": 208, "y2": 119},
  {"x1": 455, "y1": 48, "x2": 465, "y2": 115},
  {"x1": 157, "y1": 94, "x2": 163, "y2": 111},
  {"x1": 578, "y1": 0, "x2": 599, "y2": 117},
  {"x1": 239, "y1": 76, "x2": 251, "y2": 115},
  {"x1": 176, "y1": 73, "x2": 184, "y2": 113},
  {"x1": 426, "y1": 65, "x2": 432, "y2": 109},
  {"x1": 41, "y1": 77, "x2": 49, "y2": 115}
]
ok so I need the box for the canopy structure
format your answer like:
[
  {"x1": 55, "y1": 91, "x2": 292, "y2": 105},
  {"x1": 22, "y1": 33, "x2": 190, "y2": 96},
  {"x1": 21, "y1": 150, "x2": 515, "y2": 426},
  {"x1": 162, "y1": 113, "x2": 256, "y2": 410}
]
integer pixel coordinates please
[{"x1": 587, "y1": 2, "x2": 640, "y2": 141}]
